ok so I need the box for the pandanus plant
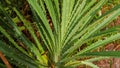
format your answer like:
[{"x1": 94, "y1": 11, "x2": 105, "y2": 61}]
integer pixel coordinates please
[{"x1": 0, "y1": 0, "x2": 120, "y2": 68}]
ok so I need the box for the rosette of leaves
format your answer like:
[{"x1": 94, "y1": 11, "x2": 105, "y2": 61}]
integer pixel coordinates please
[{"x1": 0, "y1": 0, "x2": 120, "y2": 68}]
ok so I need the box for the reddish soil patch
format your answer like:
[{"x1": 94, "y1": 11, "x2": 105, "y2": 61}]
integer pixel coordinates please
[{"x1": 94, "y1": 43, "x2": 120, "y2": 68}]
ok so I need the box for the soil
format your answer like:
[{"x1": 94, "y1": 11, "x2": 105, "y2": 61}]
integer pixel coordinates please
[{"x1": 94, "y1": 43, "x2": 120, "y2": 68}]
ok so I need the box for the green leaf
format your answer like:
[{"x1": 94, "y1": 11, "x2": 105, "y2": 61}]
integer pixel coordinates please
[
  {"x1": 38, "y1": 0, "x2": 46, "y2": 14},
  {"x1": 13, "y1": 7, "x2": 44, "y2": 54},
  {"x1": 27, "y1": 0, "x2": 55, "y2": 47},
  {"x1": 0, "y1": 26, "x2": 27, "y2": 56},
  {"x1": 76, "y1": 33, "x2": 120, "y2": 55},
  {"x1": 53, "y1": 0, "x2": 60, "y2": 18},
  {"x1": 63, "y1": 0, "x2": 103, "y2": 47},
  {"x1": 80, "y1": 51, "x2": 120, "y2": 58},
  {"x1": 44, "y1": 0, "x2": 59, "y2": 33},
  {"x1": 44, "y1": 0, "x2": 61, "y2": 59},
  {"x1": 0, "y1": 40, "x2": 39, "y2": 68},
  {"x1": 81, "y1": 61, "x2": 99, "y2": 68},
  {"x1": 61, "y1": 33, "x2": 120, "y2": 62},
  {"x1": 62, "y1": 4, "x2": 120, "y2": 57},
  {"x1": 61, "y1": 0, "x2": 75, "y2": 42},
  {"x1": 1, "y1": 0, "x2": 120, "y2": 67},
  {"x1": 30, "y1": 6, "x2": 53, "y2": 55},
  {"x1": 91, "y1": 25, "x2": 120, "y2": 38},
  {"x1": 0, "y1": 5, "x2": 47, "y2": 65}
]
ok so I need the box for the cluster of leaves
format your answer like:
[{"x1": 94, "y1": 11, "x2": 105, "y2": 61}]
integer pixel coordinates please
[
  {"x1": 0, "y1": 0, "x2": 120, "y2": 68},
  {"x1": 107, "y1": 0, "x2": 120, "y2": 5}
]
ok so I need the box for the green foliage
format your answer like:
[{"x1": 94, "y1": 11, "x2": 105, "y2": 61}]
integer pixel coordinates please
[{"x1": 0, "y1": 0, "x2": 120, "y2": 68}]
